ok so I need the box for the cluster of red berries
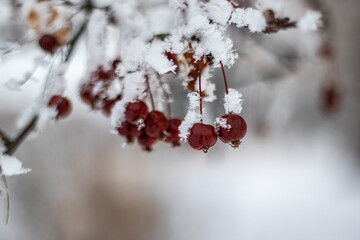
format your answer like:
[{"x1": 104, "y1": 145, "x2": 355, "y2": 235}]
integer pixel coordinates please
[
  {"x1": 187, "y1": 114, "x2": 247, "y2": 153},
  {"x1": 80, "y1": 60, "x2": 121, "y2": 117},
  {"x1": 47, "y1": 95, "x2": 72, "y2": 120},
  {"x1": 186, "y1": 58, "x2": 247, "y2": 153},
  {"x1": 117, "y1": 100, "x2": 182, "y2": 151}
]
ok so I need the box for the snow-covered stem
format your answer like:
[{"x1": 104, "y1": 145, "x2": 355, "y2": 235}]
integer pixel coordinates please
[
  {"x1": 0, "y1": 129, "x2": 11, "y2": 146},
  {"x1": 5, "y1": 116, "x2": 38, "y2": 156}
]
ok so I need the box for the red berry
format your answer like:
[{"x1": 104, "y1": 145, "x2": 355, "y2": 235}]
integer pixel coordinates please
[
  {"x1": 138, "y1": 132, "x2": 158, "y2": 152},
  {"x1": 39, "y1": 34, "x2": 59, "y2": 53},
  {"x1": 101, "y1": 98, "x2": 118, "y2": 117},
  {"x1": 125, "y1": 100, "x2": 149, "y2": 125},
  {"x1": 164, "y1": 118, "x2": 182, "y2": 146},
  {"x1": 48, "y1": 95, "x2": 72, "y2": 120},
  {"x1": 321, "y1": 83, "x2": 341, "y2": 114},
  {"x1": 79, "y1": 84, "x2": 94, "y2": 105},
  {"x1": 216, "y1": 114, "x2": 247, "y2": 148},
  {"x1": 188, "y1": 123, "x2": 217, "y2": 153},
  {"x1": 144, "y1": 111, "x2": 168, "y2": 138},
  {"x1": 97, "y1": 68, "x2": 113, "y2": 81},
  {"x1": 117, "y1": 121, "x2": 143, "y2": 143}
]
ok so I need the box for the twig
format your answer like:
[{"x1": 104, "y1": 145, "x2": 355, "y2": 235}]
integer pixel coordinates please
[
  {"x1": 5, "y1": 116, "x2": 38, "y2": 156},
  {"x1": 0, "y1": 129, "x2": 11, "y2": 146}
]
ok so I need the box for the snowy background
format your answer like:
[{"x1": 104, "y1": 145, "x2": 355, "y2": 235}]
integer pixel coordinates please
[{"x1": 1, "y1": 0, "x2": 360, "y2": 239}]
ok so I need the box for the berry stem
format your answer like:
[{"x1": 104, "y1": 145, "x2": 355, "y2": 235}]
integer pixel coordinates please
[
  {"x1": 220, "y1": 61, "x2": 229, "y2": 95},
  {"x1": 199, "y1": 56, "x2": 204, "y2": 123},
  {"x1": 145, "y1": 76, "x2": 155, "y2": 111}
]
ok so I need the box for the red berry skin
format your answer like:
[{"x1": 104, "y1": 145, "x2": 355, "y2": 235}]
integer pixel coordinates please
[
  {"x1": 138, "y1": 132, "x2": 158, "y2": 151},
  {"x1": 216, "y1": 114, "x2": 247, "y2": 147},
  {"x1": 125, "y1": 100, "x2": 149, "y2": 125},
  {"x1": 39, "y1": 35, "x2": 58, "y2": 53},
  {"x1": 80, "y1": 84, "x2": 94, "y2": 105},
  {"x1": 164, "y1": 118, "x2": 182, "y2": 146},
  {"x1": 165, "y1": 52, "x2": 178, "y2": 67},
  {"x1": 48, "y1": 95, "x2": 72, "y2": 120},
  {"x1": 117, "y1": 121, "x2": 143, "y2": 143},
  {"x1": 97, "y1": 68, "x2": 113, "y2": 81},
  {"x1": 101, "y1": 98, "x2": 118, "y2": 117},
  {"x1": 321, "y1": 83, "x2": 341, "y2": 114},
  {"x1": 188, "y1": 123, "x2": 217, "y2": 153},
  {"x1": 144, "y1": 111, "x2": 169, "y2": 138}
]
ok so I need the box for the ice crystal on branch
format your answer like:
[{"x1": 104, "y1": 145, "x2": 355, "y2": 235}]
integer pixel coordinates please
[{"x1": 224, "y1": 88, "x2": 243, "y2": 114}]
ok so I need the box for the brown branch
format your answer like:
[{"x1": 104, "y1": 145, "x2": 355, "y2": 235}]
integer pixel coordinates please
[
  {"x1": 5, "y1": 116, "x2": 38, "y2": 156},
  {"x1": 0, "y1": 129, "x2": 11, "y2": 145}
]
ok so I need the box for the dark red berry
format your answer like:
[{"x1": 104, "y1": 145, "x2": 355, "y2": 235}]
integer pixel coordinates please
[
  {"x1": 138, "y1": 132, "x2": 158, "y2": 152},
  {"x1": 48, "y1": 95, "x2": 72, "y2": 120},
  {"x1": 321, "y1": 83, "x2": 341, "y2": 114},
  {"x1": 164, "y1": 118, "x2": 182, "y2": 147},
  {"x1": 79, "y1": 84, "x2": 94, "y2": 105},
  {"x1": 125, "y1": 100, "x2": 149, "y2": 125},
  {"x1": 117, "y1": 121, "x2": 143, "y2": 143},
  {"x1": 216, "y1": 114, "x2": 247, "y2": 148},
  {"x1": 188, "y1": 123, "x2": 217, "y2": 153},
  {"x1": 39, "y1": 34, "x2": 59, "y2": 53},
  {"x1": 101, "y1": 99, "x2": 118, "y2": 117},
  {"x1": 97, "y1": 68, "x2": 113, "y2": 81},
  {"x1": 144, "y1": 111, "x2": 168, "y2": 138}
]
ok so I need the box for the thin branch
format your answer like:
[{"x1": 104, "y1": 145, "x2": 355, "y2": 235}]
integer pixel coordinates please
[
  {"x1": 5, "y1": 116, "x2": 38, "y2": 156},
  {"x1": 0, "y1": 129, "x2": 11, "y2": 146}
]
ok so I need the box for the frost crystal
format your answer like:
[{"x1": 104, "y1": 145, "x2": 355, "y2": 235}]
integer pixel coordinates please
[
  {"x1": 0, "y1": 155, "x2": 31, "y2": 176},
  {"x1": 145, "y1": 40, "x2": 177, "y2": 75},
  {"x1": 224, "y1": 88, "x2": 243, "y2": 114},
  {"x1": 179, "y1": 92, "x2": 202, "y2": 141},
  {"x1": 215, "y1": 117, "x2": 230, "y2": 132},
  {"x1": 297, "y1": 11, "x2": 323, "y2": 31},
  {"x1": 230, "y1": 8, "x2": 267, "y2": 33},
  {"x1": 202, "y1": 0, "x2": 233, "y2": 25}
]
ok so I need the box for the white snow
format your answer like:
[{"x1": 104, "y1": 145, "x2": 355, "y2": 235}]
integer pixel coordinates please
[
  {"x1": 224, "y1": 88, "x2": 243, "y2": 114},
  {"x1": 178, "y1": 92, "x2": 202, "y2": 141},
  {"x1": 202, "y1": 0, "x2": 233, "y2": 25},
  {"x1": 297, "y1": 11, "x2": 323, "y2": 32},
  {"x1": 215, "y1": 117, "x2": 230, "y2": 131},
  {"x1": 0, "y1": 155, "x2": 31, "y2": 176},
  {"x1": 230, "y1": 8, "x2": 267, "y2": 33}
]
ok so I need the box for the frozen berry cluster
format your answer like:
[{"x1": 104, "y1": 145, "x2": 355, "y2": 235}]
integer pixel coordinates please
[
  {"x1": 117, "y1": 100, "x2": 182, "y2": 151},
  {"x1": 80, "y1": 60, "x2": 121, "y2": 117}
]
